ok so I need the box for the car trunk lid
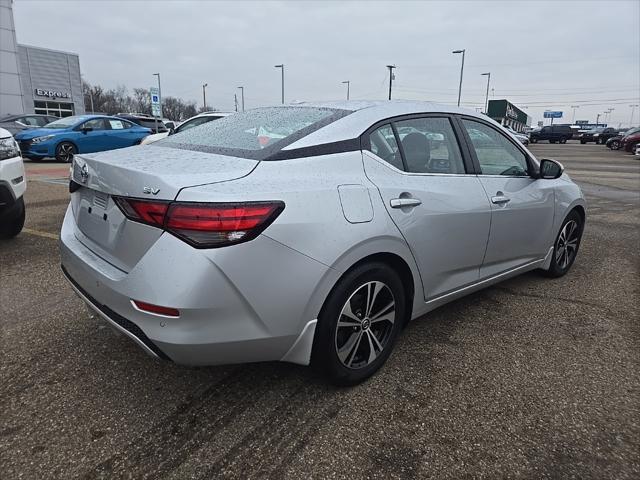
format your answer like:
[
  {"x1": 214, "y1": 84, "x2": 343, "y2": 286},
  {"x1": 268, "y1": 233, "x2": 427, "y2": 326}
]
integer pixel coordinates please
[{"x1": 70, "y1": 145, "x2": 259, "y2": 272}]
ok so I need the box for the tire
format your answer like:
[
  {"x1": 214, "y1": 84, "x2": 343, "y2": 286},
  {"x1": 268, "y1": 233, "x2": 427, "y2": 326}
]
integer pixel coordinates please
[
  {"x1": 549, "y1": 139, "x2": 557, "y2": 144},
  {"x1": 543, "y1": 210, "x2": 584, "y2": 278},
  {"x1": 0, "y1": 197, "x2": 25, "y2": 239},
  {"x1": 311, "y1": 262, "x2": 407, "y2": 386},
  {"x1": 580, "y1": 140, "x2": 587, "y2": 144},
  {"x1": 55, "y1": 142, "x2": 77, "y2": 163},
  {"x1": 596, "y1": 137, "x2": 603, "y2": 145},
  {"x1": 610, "y1": 140, "x2": 620, "y2": 150},
  {"x1": 530, "y1": 137, "x2": 538, "y2": 144},
  {"x1": 559, "y1": 137, "x2": 567, "y2": 144}
]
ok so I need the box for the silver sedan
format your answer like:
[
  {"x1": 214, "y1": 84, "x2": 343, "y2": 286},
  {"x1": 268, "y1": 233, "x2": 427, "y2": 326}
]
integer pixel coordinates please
[{"x1": 60, "y1": 101, "x2": 586, "y2": 385}]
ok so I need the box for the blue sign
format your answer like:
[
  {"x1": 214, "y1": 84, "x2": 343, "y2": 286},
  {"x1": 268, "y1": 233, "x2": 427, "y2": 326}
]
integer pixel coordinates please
[{"x1": 544, "y1": 111, "x2": 563, "y2": 119}]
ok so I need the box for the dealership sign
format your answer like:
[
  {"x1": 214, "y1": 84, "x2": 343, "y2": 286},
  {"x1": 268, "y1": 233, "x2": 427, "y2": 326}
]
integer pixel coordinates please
[
  {"x1": 34, "y1": 88, "x2": 70, "y2": 99},
  {"x1": 506, "y1": 104, "x2": 519, "y2": 120},
  {"x1": 543, "y1": 111, "x2": 563, "y2": 119}
]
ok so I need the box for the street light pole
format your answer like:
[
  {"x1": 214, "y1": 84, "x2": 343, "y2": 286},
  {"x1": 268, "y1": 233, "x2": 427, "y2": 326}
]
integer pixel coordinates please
[
  {"x1": 202, "y1": 83, "x2": 208, "y2": 111},
  {"x1": 596, "y1": 113, "x2": 601, "y2": 126},
  {"x1": 481, "y1": 72, "x2": 490, "y2": 114},
  {"x1": 274, "y1": 65, "x2": 284, "y2": 104},
  {"x1": 571, "y1": 105, "x2": 579, "y2": 123},
  {"x1": 153, "y1": 72, "x2": 161, "y2": 132},
  {"x1": 452, "y1": 49, "x2": 465, "y2": 107},
  {"x1": 342, "y1": 80, "x2": 350, "y2": 100},
  {"x1": 386, "y1": 65, "x2": 396, "y2": 100},
  {"x1": 630, "y1": 104, "x2": 639, "y2": 126},
  {"x1": 237, "y1": 86, "x2": 245, "y2": 111}
]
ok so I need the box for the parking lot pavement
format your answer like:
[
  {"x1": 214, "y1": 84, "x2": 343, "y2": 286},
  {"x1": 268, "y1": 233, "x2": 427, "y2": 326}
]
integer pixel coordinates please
[{"x1": 1, "y1": 145, "x2": 638, "y2": 479}]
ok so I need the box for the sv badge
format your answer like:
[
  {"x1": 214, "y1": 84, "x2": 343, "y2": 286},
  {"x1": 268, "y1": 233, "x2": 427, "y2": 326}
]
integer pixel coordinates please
[{"x1": 143, "y1": 186, "x2": 160, "y2": 195}]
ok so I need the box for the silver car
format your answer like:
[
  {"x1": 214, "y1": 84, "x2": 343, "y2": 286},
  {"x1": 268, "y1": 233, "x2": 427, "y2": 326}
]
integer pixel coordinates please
[{"x1": 60, "y1": 101, "x2": 586, "y2": 385}]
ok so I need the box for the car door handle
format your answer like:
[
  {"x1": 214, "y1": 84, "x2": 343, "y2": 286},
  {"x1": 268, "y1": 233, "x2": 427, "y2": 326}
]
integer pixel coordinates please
[
  {"x1": 390, "y1": 198, "x2": 422, "y2": 208},
  {"x1": 491, "y1": 195, "x2": 511, "y2": 204}
]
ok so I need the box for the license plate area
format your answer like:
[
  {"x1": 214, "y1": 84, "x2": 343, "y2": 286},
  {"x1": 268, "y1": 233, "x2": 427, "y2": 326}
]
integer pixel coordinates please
[{"x1": 75, "y1": 188, "x2": 126, "y2": 251}]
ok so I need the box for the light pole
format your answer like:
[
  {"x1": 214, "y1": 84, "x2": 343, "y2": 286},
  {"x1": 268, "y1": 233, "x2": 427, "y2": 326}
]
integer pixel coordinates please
[
  {"x1": 202, "y1": 83, "x2": 208, "y2": 111},
  {"x1": 481, "y1": 72, "x2": 490, "y2": 114},
  {"x1": 153, "y1": 72, "x2": 161, "y2": 132},
  {"x1": 386, "y1": 65, "x2": 396, "y2": 100},
  {"x1": 274, "y1": 65, "x2": 284, "y2": 104},
  {"x1": 342, "y1": 80, "x2": 350, "y2": 100},
  {"x1": 452, "y1": 49, "x2": 465, "y2": 107},
  {"x1": 237, "y1": 86, "x2": 245, "y2": 112},
  {"x1": 571, "y1": 105, "x2": 579, "y2": 123},
  {"x1": 596, "y1": 113, "x2": 602, "y2": 126},
  {"x1": 605, "y1": 108, "x2": 615, "y2": 124},
  {"x1": 630, "y1": 104, "x2": 639, "y2": 126}
]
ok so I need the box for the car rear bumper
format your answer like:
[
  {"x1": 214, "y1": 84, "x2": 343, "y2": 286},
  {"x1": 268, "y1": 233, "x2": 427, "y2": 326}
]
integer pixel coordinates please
[{"x1": 59, "y1": 203, "x2": 331, "y2": 366}]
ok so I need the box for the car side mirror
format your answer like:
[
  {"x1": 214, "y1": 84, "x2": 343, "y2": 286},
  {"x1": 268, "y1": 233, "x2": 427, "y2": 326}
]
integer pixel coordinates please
[
  {"x1": 165, "y1": 122, "x2": 175, "y2": 131},
  {"x1": 540, "y1": 158, "x2": 564, "y2": 179},
  {"x1": 81, "y1": 126, "x2": 93, "y2": 134}
]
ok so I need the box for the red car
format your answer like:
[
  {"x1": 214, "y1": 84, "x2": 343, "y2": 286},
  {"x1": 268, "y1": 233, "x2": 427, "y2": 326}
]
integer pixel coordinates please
[{"x1": 621, "y1": 130, "x2": 640, "y2": 153}]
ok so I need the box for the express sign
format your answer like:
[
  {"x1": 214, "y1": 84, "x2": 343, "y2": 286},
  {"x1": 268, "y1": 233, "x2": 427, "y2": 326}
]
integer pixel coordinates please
[{"x1": 34, "y1": 88, "x2": 71, "y2": 99}]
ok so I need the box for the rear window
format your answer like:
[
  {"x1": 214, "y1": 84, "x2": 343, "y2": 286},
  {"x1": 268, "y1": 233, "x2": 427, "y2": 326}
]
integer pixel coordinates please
[{"x1": 156, "y1": 107, "x2": 350, "y2": 160}]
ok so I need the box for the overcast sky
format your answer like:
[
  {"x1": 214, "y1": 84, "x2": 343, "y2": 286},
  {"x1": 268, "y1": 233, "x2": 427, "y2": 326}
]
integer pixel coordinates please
[{"x1": 13, "y1": 0, "x2": 640, "y2": 126}]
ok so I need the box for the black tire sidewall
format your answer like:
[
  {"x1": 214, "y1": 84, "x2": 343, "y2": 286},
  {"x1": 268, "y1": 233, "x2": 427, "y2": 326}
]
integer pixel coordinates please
[
  {"x1": 0, "y1": 197, "x2": 25, "y2": 239},
  {"x1": 546, "y1": 211, "x2": 583, "y2": 278},
  {"x1": 312, "y1": 262, "x2": 406, "y2": 386}
]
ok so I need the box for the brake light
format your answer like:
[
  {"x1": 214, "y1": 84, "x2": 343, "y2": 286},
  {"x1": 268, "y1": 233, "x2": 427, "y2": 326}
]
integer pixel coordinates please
[{"x1": 113, "y1": 198, "x2": 284, "y2": 248}]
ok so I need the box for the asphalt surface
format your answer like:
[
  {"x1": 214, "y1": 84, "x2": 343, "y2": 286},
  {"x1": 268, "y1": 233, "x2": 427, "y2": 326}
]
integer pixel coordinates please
[{"x1": 1, "y1": 143, "x2": 639, "y2": 479}]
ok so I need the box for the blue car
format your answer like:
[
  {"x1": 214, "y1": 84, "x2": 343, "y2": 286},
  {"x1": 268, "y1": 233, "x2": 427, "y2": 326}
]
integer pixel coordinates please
[{"x1": 14, "y1": 115, "x2": 151, "y2": 162}]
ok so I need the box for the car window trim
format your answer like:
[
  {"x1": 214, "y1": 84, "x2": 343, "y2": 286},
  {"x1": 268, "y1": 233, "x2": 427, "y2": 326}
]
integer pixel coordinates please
[
  {"x1": 361, "y1": 112, "x2": 474, "y2": 175},
  {"x1": 454, "y1": 114, "x2": 538, "y2": 178},
  {"x1": 363, "y1": 150, "x2": 475, "y2": 178}
]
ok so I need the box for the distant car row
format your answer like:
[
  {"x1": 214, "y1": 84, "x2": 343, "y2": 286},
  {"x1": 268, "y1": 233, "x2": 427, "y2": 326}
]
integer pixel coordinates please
[
  {"x1": 604, "y1": 127, "x2": 640, "y2": 153},
  {"x1": 3, "y1": 111, "x2": 233, "y2": 162}
]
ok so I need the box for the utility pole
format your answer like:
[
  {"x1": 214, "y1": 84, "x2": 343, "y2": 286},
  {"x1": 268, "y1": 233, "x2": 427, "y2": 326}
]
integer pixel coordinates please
[
  {"x1": 596, "y1": 113, "x2": 601, "y2": 126},
  {"x1": 481, "y1": 72, "x2": 490, "y2": 114},
  {"x1": 630, "y1": 104, "x2": 639, "y2": 126},
  {"x1": 571, "y1": 105, "x2": 579, "y2": 123},
  {"x1": 234, "y1": 94, "x2": 238, "y2": 112},
  {"x1": 202, "y1": 83, "x2": 208, "y2": 111},
  {"x1": 274, "y1": 64, "x2": 285, "y2": 104},
  {"x1": 153, "y1": 72, "x2": 161, "y2": 132},
  {"x1": 342, "y1": 80, "x2": 350, "y2": 100},
  {"x1": 452, "y1": 49, "x2": 465, "y2": 106},
  {"x1": 386, "y1": 65, "x2": 396, "y2": 100},
  {"x1": 237, "y1": 86, "x2": 245, "y2": 112},
  {"x1": 605, "y1": 108, "x2": 615, "y2": 124}
]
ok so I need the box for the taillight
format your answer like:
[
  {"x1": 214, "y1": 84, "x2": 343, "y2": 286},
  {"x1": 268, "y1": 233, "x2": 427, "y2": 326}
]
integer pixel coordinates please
[{"x1": 113, "y1": 197, "x2": 284, "y2": 248}]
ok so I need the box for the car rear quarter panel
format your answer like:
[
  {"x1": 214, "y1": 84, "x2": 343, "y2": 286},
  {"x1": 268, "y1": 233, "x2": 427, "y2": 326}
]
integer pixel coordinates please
[{"x1": 176, "y1": 151, "x2": 425, "y2": 330}]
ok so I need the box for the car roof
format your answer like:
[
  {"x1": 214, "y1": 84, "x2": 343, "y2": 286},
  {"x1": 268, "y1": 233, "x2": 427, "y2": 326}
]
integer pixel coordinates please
[{"x1": 281, "y1": 100, "x2": 493, "y2": 150}]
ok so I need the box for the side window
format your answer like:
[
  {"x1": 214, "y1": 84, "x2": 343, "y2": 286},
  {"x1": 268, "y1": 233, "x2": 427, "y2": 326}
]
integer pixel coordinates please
[
  {"x1": 83, "y1": 118, "x2": 107, "y2": 130},
  {"x1": 23, "y1": 117, "x2": 41, "y2": 126},
  {"x1": 394, "y1": 117, "x2": 465, "y2": 174},
  {"x1": 461, "y1": 119, "x2": 529, "y2": 176},
  {"x1": 176, "y1": 116, "x2": 215, "y2": 133},
  {"x1": 368, "y1": 124, "x2": 403, "y2": 170}
]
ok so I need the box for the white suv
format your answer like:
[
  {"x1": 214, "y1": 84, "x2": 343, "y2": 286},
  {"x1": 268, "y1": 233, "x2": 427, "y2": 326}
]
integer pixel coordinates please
[{"x1": 0, "y1": 127, "x2": 26, "y2": 238}]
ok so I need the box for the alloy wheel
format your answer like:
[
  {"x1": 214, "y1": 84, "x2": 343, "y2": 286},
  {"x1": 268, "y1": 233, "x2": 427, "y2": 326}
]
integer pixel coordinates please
[
  {"x1": 334, "y1": 281, "x2": 396, "y2": 369},
  {"x1": 58, "y1": 143, "x2": 75, "y2": 162},
  {"x1": 555, "y1": 220, "x2": 580, "y2": 269}
]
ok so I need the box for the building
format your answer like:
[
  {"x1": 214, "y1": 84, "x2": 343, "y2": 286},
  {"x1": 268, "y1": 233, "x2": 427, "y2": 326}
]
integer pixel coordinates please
[
  {"x1": 0, "y1": 0, "x2": 85, "y2": 118},
  {"x1": 487, "y1": 99, "x2": 531, "y2": 133}
]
